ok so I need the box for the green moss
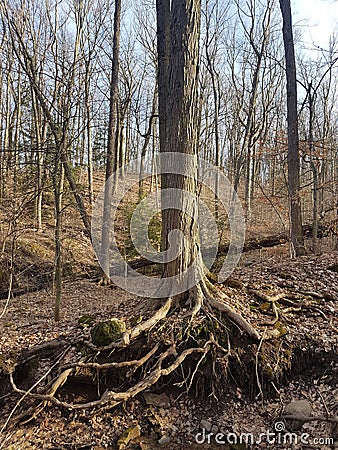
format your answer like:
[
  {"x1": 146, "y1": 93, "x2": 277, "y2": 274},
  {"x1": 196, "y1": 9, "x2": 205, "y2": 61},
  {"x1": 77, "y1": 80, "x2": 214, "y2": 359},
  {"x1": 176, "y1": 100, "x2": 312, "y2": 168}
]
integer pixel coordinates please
[
  {"x1": 262, "y1": 363, "x2": 275, "y2": 380},
  {"x1": 90, "y1": 318, "x2": 126, "y2": 346},
  {"x1": 130, "y1": 315, "x2": 143, "y2": 326},
  {"x1": 78, "y1": 314, "x2": 97, "y2": 328},
  {"x1": 259, "y1": 302, "x2": 271, "y2": 313},
  {"x1": 273, "y1": 321, "x2": 287, "y2": 337}
]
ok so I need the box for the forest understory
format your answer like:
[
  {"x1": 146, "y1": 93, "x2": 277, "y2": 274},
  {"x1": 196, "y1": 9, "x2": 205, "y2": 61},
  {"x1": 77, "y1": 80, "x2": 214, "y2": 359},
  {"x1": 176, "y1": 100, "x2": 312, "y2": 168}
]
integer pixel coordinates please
[
  {"x1": 1, "y1": 0, "x2": 338, "y2": 446},
  {"x1": 0, "y1": 222, "x2": 337, "y2": 449}
]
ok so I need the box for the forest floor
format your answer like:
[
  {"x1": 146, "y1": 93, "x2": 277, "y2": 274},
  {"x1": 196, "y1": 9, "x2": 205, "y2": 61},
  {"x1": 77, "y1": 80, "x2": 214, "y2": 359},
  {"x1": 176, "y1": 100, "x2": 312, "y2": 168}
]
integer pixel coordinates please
[
  {"x1": 0, "y1": 172, "x2": 337, "y2": 449},
  {"x1": 0, "y1": 241, "x2": 337, "y2": 449}
]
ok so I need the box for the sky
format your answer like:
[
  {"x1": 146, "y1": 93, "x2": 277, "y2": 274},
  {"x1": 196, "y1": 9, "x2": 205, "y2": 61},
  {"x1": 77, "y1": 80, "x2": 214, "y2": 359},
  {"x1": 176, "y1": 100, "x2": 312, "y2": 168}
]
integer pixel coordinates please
[{"x1": 293, "y1": 0, "x2": 338, "y2": 50}]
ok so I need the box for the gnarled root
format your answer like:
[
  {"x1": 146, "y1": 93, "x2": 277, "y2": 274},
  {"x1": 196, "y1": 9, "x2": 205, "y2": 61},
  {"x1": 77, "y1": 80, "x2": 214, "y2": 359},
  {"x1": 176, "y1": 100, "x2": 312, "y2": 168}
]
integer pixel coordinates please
[
  {"x1": 208, "y1": 295, "x2": 260, "y2": 341},
  {"x1": 4, "y1": 282, "x2": 261, "y2": 427}
]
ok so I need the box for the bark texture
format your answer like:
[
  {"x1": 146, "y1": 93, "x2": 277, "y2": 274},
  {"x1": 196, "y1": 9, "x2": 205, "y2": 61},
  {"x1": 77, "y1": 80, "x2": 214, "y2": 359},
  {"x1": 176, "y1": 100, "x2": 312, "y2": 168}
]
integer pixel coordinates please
[
  {"x1": 279, "y1": 0, "x2": 305, "y2": 256},
  {"x1": 157, "y1": 0, "x2": 204, "y2": 300},
  {"x1": 100, "y1": 0, "x2": 122, "y2": 283}
]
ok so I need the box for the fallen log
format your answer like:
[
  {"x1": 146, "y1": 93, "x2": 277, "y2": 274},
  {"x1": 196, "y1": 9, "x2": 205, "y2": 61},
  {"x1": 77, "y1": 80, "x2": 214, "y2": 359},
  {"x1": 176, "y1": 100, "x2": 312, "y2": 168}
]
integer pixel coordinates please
[
  {"x1": 129, "y1": 221, "x2": 336, "y2": 272},
  {"x1": 129, "y1": 232, "x2": 289, "y2": 271}
]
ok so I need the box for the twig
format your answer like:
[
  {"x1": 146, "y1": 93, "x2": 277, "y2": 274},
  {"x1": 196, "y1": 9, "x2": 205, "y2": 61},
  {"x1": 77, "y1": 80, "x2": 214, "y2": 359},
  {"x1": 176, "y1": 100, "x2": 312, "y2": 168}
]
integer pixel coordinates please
[
  {"x1": 255, "y1": 329, "x2": 266, "y2": 403},
  {"x1": 317, "y1": 388, "x2": 330, "y2": 417}
]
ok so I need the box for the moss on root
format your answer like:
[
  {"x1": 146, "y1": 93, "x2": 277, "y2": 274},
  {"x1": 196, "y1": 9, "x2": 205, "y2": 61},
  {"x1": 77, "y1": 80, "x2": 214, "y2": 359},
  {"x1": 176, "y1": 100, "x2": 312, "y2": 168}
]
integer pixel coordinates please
[{"x1": 90, "y1": 319, "x2": 126, "y2": 346}]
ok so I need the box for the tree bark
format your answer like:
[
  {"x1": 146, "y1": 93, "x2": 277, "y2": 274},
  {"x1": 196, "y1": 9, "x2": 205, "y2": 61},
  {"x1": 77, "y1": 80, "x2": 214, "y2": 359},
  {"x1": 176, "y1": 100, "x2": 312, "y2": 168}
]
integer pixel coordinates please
[
  {"x1": 138, "y1": 89, "x2": 157, "y2": 201},
  {"x1": 100, "y1": 0, "x2": 122, "y2": 284},
  {"x1": 279, "y1": 0, "x2": 305, "y2": 256},
  {"x1": 157, "y1": 0, "x2": 205, "y2": 302}
]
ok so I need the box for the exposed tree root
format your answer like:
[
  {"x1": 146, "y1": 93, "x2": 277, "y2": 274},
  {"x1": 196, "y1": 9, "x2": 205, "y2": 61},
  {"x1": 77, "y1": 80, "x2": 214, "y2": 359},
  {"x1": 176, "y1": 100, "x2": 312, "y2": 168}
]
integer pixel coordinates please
[
  {"x1": 3, "y1": 285, "x2": 266, "y2": 428},
  {"x1": 1, "y1": 346, "x2": 71, "y2": 432},
  {"x1": 67, "y1": 343, "x2": 160, "y2": 372},
  {"x1": 248, "y1": 287, "x2": 331, "y2": 326},
  {"x1": 207, "y1": 295, "x2": 260, "y2": 340},
  {"x1": 8, "y1": 340, "x2": 212, "y2": 413},
  {"x1": 19, "y1": 369, "x2": 73, "y2": 425},
  {"x1": 83, "y1": 298, "x2": 172, "y2": 351}
]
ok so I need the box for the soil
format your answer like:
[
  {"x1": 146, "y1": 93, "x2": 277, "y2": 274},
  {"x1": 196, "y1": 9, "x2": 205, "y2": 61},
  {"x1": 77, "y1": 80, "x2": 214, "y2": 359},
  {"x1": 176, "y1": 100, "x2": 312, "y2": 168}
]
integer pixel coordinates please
[
  {"x1": 1, "y1": 246, "x2": 337, "y2": 449},
  {"x1": 0, "y1": 172, "x2": 337, "y2": 449}
]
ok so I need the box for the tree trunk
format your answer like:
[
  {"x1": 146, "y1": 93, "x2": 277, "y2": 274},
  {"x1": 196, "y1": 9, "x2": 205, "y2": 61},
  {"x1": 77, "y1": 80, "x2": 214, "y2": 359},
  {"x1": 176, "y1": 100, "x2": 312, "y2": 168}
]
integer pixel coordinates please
[
  {"x1": 85, "y1": 66, "x2": 94, "y2": 205},
  {"x1": 31, "y1": 86, "x2": 47, "y2": 232},
  {"x1": 157, "y1": 0, "x2": 206, "y2": 303},
  {"x1": 205, "y1": 18, "x2": 220, "y2": 221},
  {"x1": 100, "y1": 0, "x2": 122, "y2": 284},
  {"x1": 307, "y1": 84, "x2": 319, "y2": 253},
  {"x1": 138, "y1": 89, "x2": 157, "y2": 201},
  {"x1": 279, "y1": 0, "x2": 305, "y2": 257},
  {"x1": 156, "y1": 0, "x2": 170, "y2": 157},
  {"x1": 53, "y1": 156, "x2": 64, "y2": 322}
]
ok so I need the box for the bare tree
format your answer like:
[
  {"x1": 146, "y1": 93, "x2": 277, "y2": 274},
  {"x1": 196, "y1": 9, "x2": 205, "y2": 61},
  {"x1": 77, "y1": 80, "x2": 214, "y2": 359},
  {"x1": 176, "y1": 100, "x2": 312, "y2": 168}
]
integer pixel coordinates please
[
  {"x1": 157, "y1": 0, "x2": 208, "y2": 308},
  {"x1": 155, "y1": 0, "x2": 258, "y2": 342},
  {"x1": 203, "y1": 0, "x2": 228, "y2": 221},
  {"x1": 279, "y1": 0, "x2": 305, "y2": 256},
  {"x1": 100, "y1": 0, "x2": 122, "y2": 285}
]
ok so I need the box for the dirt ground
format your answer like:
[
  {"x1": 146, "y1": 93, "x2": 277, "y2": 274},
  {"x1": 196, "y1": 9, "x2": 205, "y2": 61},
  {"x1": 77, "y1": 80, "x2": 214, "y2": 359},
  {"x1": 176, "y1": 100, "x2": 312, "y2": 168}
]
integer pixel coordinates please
[{"x1": 1, "y1": 248, "x2": 337, "y2": 449}]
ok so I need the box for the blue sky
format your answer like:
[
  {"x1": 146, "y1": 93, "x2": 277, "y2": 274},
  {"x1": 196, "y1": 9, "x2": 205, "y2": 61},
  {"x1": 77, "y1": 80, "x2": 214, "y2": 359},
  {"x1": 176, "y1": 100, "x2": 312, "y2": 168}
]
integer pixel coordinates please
[{"x1": 293, "y1": 0, "x2": 338, "y2": 49}]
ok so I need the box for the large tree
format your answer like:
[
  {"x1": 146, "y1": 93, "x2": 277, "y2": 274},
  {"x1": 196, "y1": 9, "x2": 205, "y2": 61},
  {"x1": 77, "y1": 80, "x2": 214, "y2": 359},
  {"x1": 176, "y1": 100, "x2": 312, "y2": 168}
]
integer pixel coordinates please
[
  {"x1": 156, "y1": 0, "x2": 259, "y2": 339},
  {"x1": 157, "y1": 0, "x2": 206, "y2": 309}
]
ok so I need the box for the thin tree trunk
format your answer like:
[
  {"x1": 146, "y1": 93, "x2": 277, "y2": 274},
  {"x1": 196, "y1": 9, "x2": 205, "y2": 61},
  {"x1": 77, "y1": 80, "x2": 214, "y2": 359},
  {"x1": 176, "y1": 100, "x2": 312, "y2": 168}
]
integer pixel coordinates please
[
  {"x1": 205, "y1": 23, "x2": 220, "y2": 221},
  {"x1": 279, "y1": 0, "x2": 305, "y2": 257},
  {"x1": 138, "y1": 89, "x2": 157, "y2": 201},
  {"x1": 118, "y1": 118, "x2": 125, "y2": 178},
  {"x1": 100, "y1": 0, "x2": 122, "y2": 284},
  {"x1": 2, "y1": 69, "x2": 12, "y2": 198},
  {"x1": 53, "y1": 157, "x2": 64, "y2": 322},
  {"x1": 31, "y1": 86, "x2": 46, "y2": 231},
  {"x1": 0, "y1": 58, "x2": 3, "y2": 203},
  {"x1": 307, "y1": 86, "x2": 319, "y2": 253}
]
